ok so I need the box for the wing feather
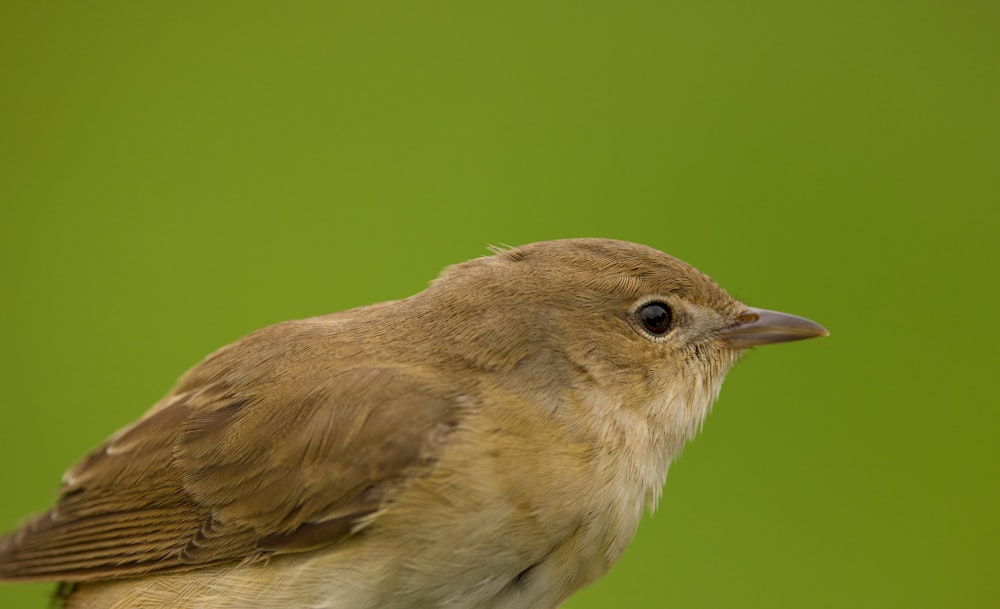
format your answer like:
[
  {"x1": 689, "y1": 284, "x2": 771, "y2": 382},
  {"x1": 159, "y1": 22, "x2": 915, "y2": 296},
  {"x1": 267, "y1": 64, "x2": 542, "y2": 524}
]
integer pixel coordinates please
[{"x1": 0, "y1": 320, "x2": 460, "y2": 582}]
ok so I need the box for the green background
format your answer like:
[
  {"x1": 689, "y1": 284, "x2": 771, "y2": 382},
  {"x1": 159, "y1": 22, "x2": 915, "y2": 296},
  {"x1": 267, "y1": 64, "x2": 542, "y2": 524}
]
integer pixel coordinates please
[{"x1": 1, "y1": 2, "x2": 996, "y2": 607}]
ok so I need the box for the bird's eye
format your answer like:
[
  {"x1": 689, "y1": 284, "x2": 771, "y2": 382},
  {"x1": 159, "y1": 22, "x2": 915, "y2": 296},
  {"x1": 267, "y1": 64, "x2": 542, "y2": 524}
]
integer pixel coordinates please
[{"x1": 637, "y1": 301, "x2": 673, "y2": 336}]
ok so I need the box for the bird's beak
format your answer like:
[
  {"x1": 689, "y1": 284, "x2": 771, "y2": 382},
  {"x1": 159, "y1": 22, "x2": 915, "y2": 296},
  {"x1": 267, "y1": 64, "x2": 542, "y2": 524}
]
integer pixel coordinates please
[{"x1": 720, "y1": 307, "x2": 828, "y2": 348}]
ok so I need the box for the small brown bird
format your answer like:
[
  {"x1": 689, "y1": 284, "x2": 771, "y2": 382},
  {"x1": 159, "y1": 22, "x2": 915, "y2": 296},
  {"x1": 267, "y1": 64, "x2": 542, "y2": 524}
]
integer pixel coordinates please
[{"x1": 0, "y1": 239, "x2": 826, "y2": 609}]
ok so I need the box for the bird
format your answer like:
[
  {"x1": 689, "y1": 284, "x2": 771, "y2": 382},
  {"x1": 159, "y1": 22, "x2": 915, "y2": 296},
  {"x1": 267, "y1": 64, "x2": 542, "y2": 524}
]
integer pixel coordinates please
[{"x1": 0, "y1": 238, "x2": 827, "y2": 609}]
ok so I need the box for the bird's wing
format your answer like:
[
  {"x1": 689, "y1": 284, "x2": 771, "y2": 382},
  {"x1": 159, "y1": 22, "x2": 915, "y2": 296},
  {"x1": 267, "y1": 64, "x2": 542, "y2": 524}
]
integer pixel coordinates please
[{"x1": 0, "y1": 322, "x2": 461, "y2": 582}]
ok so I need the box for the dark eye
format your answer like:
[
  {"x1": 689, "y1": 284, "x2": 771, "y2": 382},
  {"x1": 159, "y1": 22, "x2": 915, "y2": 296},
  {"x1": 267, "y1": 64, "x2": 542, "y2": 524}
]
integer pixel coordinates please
[{"x1": 637, "y1": 301, "x2": 673, "y2": 336}]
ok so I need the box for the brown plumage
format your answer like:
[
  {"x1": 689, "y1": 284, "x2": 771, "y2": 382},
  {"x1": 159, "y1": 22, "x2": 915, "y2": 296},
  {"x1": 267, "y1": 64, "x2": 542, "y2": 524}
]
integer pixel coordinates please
[{"x1": 0, "y1": 239, "x2": 826, "y2": 609}]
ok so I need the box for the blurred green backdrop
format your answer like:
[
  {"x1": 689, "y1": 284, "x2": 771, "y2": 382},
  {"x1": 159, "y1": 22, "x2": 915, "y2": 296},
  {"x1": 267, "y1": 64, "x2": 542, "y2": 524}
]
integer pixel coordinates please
[{"x1": 1, "y1": 2, "x2": 997, "y2": 608}]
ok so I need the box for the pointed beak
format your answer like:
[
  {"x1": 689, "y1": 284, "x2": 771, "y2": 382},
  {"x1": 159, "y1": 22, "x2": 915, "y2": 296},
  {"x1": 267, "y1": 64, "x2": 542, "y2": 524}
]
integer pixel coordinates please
[{"x1": 720, "y1": 307, "x2": 829, "y2": 348}]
